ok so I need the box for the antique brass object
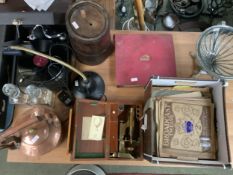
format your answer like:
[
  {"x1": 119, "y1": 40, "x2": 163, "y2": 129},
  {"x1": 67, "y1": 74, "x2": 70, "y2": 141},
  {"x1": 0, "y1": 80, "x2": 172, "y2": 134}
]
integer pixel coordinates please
[{"x1": 119, "y1": 107, "x2": 136, "y2": 154}]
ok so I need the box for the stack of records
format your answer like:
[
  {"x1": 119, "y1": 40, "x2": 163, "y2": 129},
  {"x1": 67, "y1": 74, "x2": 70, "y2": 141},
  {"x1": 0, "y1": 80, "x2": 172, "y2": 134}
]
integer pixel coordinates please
[{"x1": 154, "y1": 86, "x2": 216, "y2": 160}]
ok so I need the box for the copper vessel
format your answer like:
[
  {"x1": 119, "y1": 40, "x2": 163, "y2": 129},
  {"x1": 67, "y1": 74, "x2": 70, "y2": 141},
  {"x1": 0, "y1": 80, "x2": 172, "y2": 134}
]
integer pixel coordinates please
[{"x1": 0, "y1": 106, "x2": 61, "y2": 157}]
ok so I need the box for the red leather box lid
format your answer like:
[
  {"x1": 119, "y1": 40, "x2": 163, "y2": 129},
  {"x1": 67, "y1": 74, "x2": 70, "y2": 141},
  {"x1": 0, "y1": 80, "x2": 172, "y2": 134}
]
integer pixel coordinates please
[{"x1": 115, "y1": 34, "x2": 176, "y2": 86}]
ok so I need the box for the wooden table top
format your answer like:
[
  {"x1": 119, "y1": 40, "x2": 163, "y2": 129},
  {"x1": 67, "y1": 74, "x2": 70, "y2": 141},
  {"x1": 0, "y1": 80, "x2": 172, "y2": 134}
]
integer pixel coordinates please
[{"x1": 6, "y1": 30, "x2": 233, "y2": 166}]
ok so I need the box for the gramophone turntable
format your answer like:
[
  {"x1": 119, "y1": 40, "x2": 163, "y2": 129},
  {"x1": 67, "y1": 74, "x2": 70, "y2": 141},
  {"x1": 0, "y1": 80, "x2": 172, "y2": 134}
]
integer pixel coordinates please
[{"x1": 0, "y1": 106, "x2": 61, "y2": 157}]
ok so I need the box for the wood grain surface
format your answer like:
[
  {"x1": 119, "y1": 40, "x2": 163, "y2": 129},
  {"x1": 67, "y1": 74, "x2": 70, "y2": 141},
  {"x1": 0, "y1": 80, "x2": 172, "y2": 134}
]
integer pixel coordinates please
[{"x1": 7, "y1": 30, "x2": 233, "y2": 167}]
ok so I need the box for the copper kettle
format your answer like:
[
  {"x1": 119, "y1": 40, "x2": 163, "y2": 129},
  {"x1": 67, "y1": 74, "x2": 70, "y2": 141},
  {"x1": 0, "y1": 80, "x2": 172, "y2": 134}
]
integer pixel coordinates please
[{"x1": 0, "y1": 106, "x2": 61, "y2": 157}]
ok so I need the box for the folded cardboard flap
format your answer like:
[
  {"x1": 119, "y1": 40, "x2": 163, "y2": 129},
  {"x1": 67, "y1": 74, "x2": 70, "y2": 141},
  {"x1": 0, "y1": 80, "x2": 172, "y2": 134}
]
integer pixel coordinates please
[
  {"x1": 177, "y1": 156, "x2": 198, "y2": 161},
  {"x1": 143, "y1": 78, "x2": 230, "y2": 166},
  {"x1": 174, "y1": 81, "x2": 198, "y2": 86}
]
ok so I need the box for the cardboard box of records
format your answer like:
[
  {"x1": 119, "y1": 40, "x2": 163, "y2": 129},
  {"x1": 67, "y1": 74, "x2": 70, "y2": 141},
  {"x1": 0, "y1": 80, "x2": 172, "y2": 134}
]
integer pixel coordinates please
[{"x1": 142, "y1": 77, "x2": 230, "y2": 167}]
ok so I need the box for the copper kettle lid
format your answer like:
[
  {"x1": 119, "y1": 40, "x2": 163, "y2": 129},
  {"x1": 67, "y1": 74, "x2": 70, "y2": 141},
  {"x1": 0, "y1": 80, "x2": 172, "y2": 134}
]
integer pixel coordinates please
[{"x1": 12, "y1": 106, "x2": 61, "y2": 157}]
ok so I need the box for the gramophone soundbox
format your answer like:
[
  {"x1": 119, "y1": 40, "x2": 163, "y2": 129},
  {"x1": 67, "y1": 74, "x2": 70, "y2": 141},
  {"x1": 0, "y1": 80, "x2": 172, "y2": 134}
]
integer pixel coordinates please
[{"x1": 0, "y1": 106, "x2": 62, "y2": 157}]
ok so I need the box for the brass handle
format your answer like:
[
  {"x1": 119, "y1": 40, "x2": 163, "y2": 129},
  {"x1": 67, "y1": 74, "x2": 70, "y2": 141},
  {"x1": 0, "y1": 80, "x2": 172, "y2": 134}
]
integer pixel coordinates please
[{"x1": 134, "y1": 0, "x2": 145, "y2": 31}]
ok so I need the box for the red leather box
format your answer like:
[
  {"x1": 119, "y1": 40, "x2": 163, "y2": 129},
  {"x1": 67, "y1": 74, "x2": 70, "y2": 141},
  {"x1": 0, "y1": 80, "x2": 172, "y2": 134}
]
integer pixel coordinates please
[{"x1": 115, "y1": 34, "x2": 176, "y2": 86}]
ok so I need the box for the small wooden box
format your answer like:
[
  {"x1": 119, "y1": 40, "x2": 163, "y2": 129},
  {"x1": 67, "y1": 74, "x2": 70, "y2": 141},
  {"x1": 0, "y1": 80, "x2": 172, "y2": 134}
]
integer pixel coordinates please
[{"x1": 70, "y1": 99, "x2": 143, "y2": 161}]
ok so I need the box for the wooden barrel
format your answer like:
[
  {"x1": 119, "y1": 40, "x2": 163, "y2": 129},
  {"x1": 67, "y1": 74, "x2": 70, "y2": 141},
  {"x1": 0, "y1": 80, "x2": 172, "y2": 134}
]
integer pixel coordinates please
[{"x1": 66, "y1": 0, "x2": 113, "y2": 65}]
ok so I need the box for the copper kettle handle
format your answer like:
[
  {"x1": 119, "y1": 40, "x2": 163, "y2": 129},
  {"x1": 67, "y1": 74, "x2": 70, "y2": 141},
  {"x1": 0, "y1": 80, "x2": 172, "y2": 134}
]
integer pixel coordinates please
[{"x1": 0, "y1": 115, "x2": 42, "y2": 141}]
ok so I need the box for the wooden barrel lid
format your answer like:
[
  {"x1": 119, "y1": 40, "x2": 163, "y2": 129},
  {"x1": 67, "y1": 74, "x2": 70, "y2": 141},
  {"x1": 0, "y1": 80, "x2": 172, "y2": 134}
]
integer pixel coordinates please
[{"x1": 66, "y1": 1, "x2": 109, "y2": 39}]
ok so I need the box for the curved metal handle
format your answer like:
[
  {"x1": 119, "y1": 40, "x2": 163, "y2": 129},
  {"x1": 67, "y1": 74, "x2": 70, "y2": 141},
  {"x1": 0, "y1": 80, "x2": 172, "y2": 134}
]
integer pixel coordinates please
[{"x1": 0, "y1": 116, "x2": 41, "y2": 141}]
